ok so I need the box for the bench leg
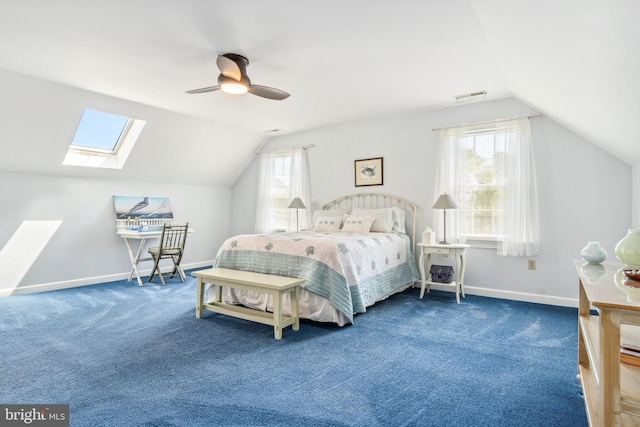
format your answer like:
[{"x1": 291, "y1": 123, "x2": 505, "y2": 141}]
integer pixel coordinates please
[
  {"x1": 214, "y1": 283, "x2": 222, "y2": 303},
  {"x1": 196, "y1": 278, "x2": 204, "y2": 318},
  {"x1": 292, "y1": 286, "x2": 300, "y2": 331},
  {"x1": 273, "y1": 290, "x2": 283, "y2": 339}
]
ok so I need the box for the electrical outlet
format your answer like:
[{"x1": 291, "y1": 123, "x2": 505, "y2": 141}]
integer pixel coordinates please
[{"x1": 528, "y1": 259, "x2": 536, "y2": 270}]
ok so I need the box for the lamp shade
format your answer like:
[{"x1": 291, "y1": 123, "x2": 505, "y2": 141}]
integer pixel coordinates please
[
  {"x1": 288, "y1": 197, "x2": 306, "y2": 209},
  {"x1": 432, "y1": 193, "x2": 458, "y2": 210}
]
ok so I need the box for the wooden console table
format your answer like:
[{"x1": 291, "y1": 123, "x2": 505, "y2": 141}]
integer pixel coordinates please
[{"x1": 575, "y1": 259, "x2": 640, "y2": 426}]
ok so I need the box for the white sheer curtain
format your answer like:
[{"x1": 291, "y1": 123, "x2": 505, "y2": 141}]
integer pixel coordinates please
[
  {"x1": 497, "y1": 118, "x2": 539, "y2": 256},
  {"x1": 255, "y1": 147, "x2": 311, "y2": 233},
  {"x1": 433, "y1": 126, "x2": 464, "y2": 244},
  {"x1": 433, "y1": 117, "x2": 539, "y2": 256}
]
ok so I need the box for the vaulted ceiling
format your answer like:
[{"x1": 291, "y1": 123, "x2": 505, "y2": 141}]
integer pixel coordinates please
[{"x1": 0, "y1": 0, "x2": 638, "y2": 180}]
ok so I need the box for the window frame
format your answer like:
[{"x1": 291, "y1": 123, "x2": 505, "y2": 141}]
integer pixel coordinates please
[
  {"x1": 255, "y1": 147, "x2": 311, "y2": 234},
  {"x1": 69, "y1": 117, "x2": 134, "y2": 156},
  {"x1": 435, "y1": 116, "x2": 539, "y2": 256},
  {"x1": 457, "y1": 127, "x2": 508, "y2": 244},
  {"x1": 270, "y1": 151, "x2": 293, "y2": 232},
  {"x1": 63, "y1": 108, "x2": 145, "y2": 169}
]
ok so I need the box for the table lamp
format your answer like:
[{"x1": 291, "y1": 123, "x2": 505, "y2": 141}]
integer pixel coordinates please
[
  {"x1": 433, "y1": 193, "x2": 458, "y2": 244},
  {"x1": 288, "y1": 197, "x2": 306, "y2": 232}
]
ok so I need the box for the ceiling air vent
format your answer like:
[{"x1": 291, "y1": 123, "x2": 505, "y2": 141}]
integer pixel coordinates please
[{"x1": 454, "y1": 91, "x2": 487, "y2": 103}]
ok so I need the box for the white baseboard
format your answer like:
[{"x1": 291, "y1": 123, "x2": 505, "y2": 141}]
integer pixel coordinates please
[
  {"x1": 5, "y1": 269, "x2": 580, "y2": 309},
  {"x1": 422, "y1": 282, "x2": 579, "y2": 308},
  {"x1": 1, "y1": 260, "x2": 214, "y2": 297}
]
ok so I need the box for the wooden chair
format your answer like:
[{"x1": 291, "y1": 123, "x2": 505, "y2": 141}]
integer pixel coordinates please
[{"x1": 148, "y1": 223, "x2": 188, "y2": 285}]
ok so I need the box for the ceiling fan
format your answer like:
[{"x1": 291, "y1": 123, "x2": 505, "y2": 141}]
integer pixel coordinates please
[{"x1": 186, "y1": 53, "x2": 290, "y2": 100}]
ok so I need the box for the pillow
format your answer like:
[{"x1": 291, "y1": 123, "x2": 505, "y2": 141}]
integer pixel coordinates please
[
  {"x1": 351, "y1": 208, "x2": 400, "y2": 233},
  {"x1": 313, "y1": 216, "x2": 343, "y2": 232},
  {"x1": 393, "y1": 208, "x2": 406, "y2": 234},
  {"x1": 351, "y1": 207, "x2": 394, "y2": 232},
  {"x1": 341, "y1": 215, "x2": 376, "y2": 233},
  {"x1": 312, "y1": 208, "x2": 349, "y2": 225}
]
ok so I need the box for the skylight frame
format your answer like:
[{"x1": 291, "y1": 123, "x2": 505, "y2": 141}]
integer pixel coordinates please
[
  {"x1": 63, "y1": 108, "x2": 146, "y2": 170},
  {"x1": 69, "y1": 117, "x2": 135, "y2": 156}
]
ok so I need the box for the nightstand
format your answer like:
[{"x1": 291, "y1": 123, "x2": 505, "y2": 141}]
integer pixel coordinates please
[{"x1": 418, "y1": 243, "x2": 470, "y2": 303}]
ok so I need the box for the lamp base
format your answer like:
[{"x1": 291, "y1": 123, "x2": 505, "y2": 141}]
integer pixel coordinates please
[{"x1": 439, "y1": 240, "x2": 451, "y2": 245}]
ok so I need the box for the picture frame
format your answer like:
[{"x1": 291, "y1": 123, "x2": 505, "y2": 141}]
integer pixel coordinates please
[
  {"x1": 354, "y1": 157, "x2": 383, "y2": 187},
  {"x1": 113, "y1": 195, "x2": 174, "y2": 219}
]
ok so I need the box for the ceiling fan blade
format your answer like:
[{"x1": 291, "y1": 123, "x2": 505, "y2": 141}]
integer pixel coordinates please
[
  {"x1": 186, "y1": 86, "x2": 220, "y2": 94},
  {"x1": 249, "y1": 85, "x2": 290, "y2": 100},
  {"x1": 216, "y1": 55, "x2": 242, "y2": 81}
]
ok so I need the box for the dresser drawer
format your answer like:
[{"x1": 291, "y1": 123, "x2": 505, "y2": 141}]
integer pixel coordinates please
[{"x1": 429, "y1": 247, "x2": 452, "y2": 255}]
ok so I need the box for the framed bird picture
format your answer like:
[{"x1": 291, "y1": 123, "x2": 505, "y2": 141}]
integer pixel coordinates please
[
  {"x1": 113, "y1": 195, "x2": 174, "y2": 219},
  {"x1": 354, "y1": 157, "x2": 383, "y2": 187}
]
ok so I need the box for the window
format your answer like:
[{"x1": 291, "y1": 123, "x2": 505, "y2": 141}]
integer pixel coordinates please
[
  {"x1": 255, "y1": 147, "x2": 311, "y2": 233},
  {"x1": 271, "y1": 152, "x2": 293, "y2": 231},
  {"x1": 70, "y1": 109, "x2": 131, "y2": 153},
  {"x1": 434, "y1": 117, "x2": 539, "y2": 256},
  {"x1": 63, "y1": 108, "x2": 145, "y2": 169},
  {"x1": 458, "y1": 130, "x2": 506, "y2": 241}
]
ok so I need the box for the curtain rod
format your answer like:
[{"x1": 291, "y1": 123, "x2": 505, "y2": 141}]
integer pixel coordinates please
[
  {"x1": 431, "y1": 114, "x2": 542, "y2": 132},
  {"x1": 255, "y1": 144, "x2": 315, "y2": 155}
]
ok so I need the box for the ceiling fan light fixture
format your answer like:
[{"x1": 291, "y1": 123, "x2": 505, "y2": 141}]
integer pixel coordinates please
[
  {"x1": 187, "y1": 54, "x2": 288, "y2": 100},
  {"x1": 218, "y1": 74, "x2": 250, "y2": 94},
  {"x1": 220, "y1": 80, "x2": 249, "y2": 95}
]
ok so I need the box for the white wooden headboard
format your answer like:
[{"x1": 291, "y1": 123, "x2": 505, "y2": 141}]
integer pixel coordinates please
[{"x1": 322, "y1": 193, "x2": 417, "y2": 253}]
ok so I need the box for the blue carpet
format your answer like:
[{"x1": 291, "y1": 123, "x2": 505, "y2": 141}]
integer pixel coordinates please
[{"x1": 0, "y1": 272, "x2": 588, "y2": 426}]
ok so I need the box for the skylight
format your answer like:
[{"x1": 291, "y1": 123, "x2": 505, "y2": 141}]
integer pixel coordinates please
[
  {"x1": 64, "y1": 108, "x2": 145, "y2": 169},
  {"x1": 71, "y1": 109, "x2": 131, "y2": 153}
]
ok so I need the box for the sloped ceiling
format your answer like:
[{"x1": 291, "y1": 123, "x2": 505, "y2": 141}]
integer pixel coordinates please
[
  {"x1": 472, "y1": 0, "x2": 640, "y2": 164},
  {"x1": 0, "y1": 0, "x2": 637, "y2": 185}
]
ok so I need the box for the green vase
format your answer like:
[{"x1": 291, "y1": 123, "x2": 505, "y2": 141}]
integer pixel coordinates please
[{"x1": 615, "y1": 229, "x2": 640, "y2": 268}]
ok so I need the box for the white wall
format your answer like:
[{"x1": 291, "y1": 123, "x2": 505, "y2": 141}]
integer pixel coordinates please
[
  {"x1": 3, "y1": 91, "x2": 632, "y2": 302},
  {"x1": 0, "y1": 70, "x2": 249, "y2": 294},
  {"x1": 0, "y1": 68, "x2": 262, "y2": 187},
  {"x1": 230, "y1": 97, "x2": 632, "y2": 306},
  {"x1": 633, "y1": 163, "x2": 640, "y2": 228},
  {"x1": 231, "y1": 154, "x2": 260, "y2": 237},
  {"x1": 0, "y1": 170, "x2": 228, "y2": 293}
]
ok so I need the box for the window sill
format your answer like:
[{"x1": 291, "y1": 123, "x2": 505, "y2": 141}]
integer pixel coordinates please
[{"x1": 465, "y1": 239, "x2": 497, "y2": 250}]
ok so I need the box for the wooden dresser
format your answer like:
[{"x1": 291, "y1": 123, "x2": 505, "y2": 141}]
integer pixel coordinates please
[{"x1": 575, "y1": 259, "x2": 640, "y2": 426}]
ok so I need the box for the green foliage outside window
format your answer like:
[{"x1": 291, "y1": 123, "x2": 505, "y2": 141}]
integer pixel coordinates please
[{"x1": 460, "y1": 136, "x2": 506, "y2": 239}]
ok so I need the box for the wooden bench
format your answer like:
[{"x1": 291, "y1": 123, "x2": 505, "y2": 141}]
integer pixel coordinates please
[{"x1": 193, "y1": 268, "x2": 304, "y2": 339}]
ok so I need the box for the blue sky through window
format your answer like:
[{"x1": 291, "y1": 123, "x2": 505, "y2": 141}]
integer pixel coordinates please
[{"x1": 71, "y1": 109, "x2": 129, "y2": 151}]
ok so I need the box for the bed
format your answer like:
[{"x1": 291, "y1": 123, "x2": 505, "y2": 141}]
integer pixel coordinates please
[{"x1": 208, "y1": 193, "x2": 420, "y2": 326}]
